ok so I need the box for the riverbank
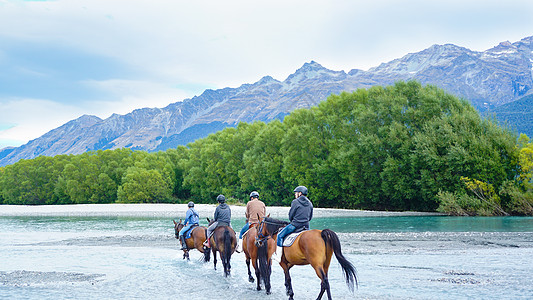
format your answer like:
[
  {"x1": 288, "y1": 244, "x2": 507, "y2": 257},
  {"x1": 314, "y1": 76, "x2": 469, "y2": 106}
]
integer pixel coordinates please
[{"x1": 0, "y1": 203, "x2": 443, "y2": 218}]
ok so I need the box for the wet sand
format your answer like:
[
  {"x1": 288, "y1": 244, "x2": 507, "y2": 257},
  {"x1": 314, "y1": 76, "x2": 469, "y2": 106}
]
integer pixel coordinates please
[{"x1": 0, "y1": 203, "x2": 442, "y2": 218}]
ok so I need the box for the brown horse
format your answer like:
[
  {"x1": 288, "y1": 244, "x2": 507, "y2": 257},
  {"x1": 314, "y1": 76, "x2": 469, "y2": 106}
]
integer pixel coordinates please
[
  {"x1": 173, "y1": 219, "x2": 210, "y2": 262},
  {"x1": 242, "y1": 222, "x2": 276, "y2": 294},
  {"x1": 206, "y1": 218, "x2": 237, "y2": 276},
  {"x1": 258, "y1": 217, "x2": 357, "y2": 300}
]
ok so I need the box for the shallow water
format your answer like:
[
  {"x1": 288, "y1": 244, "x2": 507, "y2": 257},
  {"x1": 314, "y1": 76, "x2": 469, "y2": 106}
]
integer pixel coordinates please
[{"x1": 0, "y1": 216, "x2": 532, "y2": 299}]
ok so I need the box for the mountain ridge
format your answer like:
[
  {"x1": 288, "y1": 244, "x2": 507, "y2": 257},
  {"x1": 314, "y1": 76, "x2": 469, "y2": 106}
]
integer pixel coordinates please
[{"x1": 1, "y1": 36, "x2": 532, "y2": 166}]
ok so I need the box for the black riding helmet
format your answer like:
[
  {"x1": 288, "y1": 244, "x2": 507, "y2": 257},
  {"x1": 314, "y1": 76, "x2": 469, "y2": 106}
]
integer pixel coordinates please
[
  {"x1": 249, "y1": 191, "x2": 259, "y2": 199},
  {"x1": 217, "y1": 194, "x2": 226, "y2": 203},
  {"x1": 187, "y1": 201, "x2": 194, "y2": 207},
  {"x1": 293, "y1": 186, "x2": 308, "y2": 195}
]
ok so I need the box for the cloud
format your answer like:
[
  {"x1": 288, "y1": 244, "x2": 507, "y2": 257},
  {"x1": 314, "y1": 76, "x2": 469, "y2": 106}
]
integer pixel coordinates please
[
  {"x1": 79, "y1": 79, "x2": 194, "y2": 116},
  {"x1": 0, "y1": 0, "x2": 532, "y2": 148},
  {"x1": 0, "y1": 97, "x2": 86, "y2": 147}
]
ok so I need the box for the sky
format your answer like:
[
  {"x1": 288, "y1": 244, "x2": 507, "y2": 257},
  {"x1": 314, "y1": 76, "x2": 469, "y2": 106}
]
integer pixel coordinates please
[{"x1": 1, "y1": 0, "x2": 533, "y2": 149}]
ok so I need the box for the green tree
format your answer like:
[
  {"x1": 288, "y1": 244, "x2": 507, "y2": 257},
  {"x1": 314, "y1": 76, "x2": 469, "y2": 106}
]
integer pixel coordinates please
[{"x1": 117, "y1": 167, "x2": 172, "y2": 203}]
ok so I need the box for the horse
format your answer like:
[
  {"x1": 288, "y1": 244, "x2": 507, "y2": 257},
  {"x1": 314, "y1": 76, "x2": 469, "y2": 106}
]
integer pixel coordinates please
[
  {"x1": 242, "y1": 221, "x2": 276, "y2": 294},
  {"x1": 173, "y1": 219, "x2": 210, "y2": 262},
  {"x1": 258, "y1": 217, "x2": 357, "y2": 300},
  {"x1": 206, "y1": 218, "x2": 237, "y2": 276}
]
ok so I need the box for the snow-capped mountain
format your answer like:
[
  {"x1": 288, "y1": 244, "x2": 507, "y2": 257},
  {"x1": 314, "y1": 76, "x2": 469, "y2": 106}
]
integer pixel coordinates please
[{"x1": 1, "y1": 36, "x2": 532, "y2": 166}]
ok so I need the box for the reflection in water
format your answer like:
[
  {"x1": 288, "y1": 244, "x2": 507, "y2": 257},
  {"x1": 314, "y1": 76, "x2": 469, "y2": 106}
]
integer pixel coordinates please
[{"x1": 0, "y1": 216, "x2": 532, "y2": 299}]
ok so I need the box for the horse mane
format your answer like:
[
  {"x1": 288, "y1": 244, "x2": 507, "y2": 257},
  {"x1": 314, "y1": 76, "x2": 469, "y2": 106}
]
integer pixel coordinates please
[{"x1": 263, "y1": 217, "x2": 289, "y2": 235}]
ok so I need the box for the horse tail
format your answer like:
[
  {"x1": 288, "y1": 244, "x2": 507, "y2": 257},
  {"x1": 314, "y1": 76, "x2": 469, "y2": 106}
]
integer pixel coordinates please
[
  {"x1": 223, "y1": 228, "x2": 233, "y2": 276},
  {"x1": 257, "y1": 238, "x2": 271, "y2": 286},
  {"x1": 321, "y1": 229, "x2": 358, "y2": 291},
  {"x1": 203, "y1": 227, "x2": 210, "y2": 262}
]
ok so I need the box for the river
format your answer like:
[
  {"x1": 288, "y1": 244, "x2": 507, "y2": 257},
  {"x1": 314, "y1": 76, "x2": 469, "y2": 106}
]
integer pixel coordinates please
[{"x1": 0, "y1": 213, "x2": 532, "y2": 299}]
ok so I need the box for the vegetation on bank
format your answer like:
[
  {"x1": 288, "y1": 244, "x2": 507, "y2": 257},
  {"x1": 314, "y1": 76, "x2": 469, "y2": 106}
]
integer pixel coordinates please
[{"x1": 1, "y1": 81, "x2": 532, "y2": 215}]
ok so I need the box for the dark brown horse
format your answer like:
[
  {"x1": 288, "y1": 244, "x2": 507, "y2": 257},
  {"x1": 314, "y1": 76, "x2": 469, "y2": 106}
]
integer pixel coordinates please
[
  {"x1": 242, "y1": 221, "x2": 276, "y2": 294},
  {"x1": 206, "y1": 218, "x2": 237, "y2": 276},
  {"x1": 173, "y1": 219, "x2": 210, "y2": 262},
  {"x1": 258, "y1": 217, "x2": 357, "y2": 300}
]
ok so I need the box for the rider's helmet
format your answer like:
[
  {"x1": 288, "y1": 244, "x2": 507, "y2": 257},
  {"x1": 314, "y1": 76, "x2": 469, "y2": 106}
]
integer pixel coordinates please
[
  {"x1": 187, "y1": 201, "x2": 194, "y2": 207},
  {"x1": 216, "y1": 194, "x2": 226, "y2": 203},
  {"x1": 249, "y1": 191, "x2": 259, "y2": 199},
  {"x1": 293, "y1": 186, "x2": 308, "y2": 196}
]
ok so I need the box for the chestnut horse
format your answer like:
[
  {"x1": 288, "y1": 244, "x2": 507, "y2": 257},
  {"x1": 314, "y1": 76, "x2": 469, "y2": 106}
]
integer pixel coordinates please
[
  {"x1": 207, "y1": 218, "x2": 237, "y2": 276},
  {"x1": 242, "y1": 222, "x2": 276, "y2": 294},
  {"x1": 173, "y1": 219, "x2": 210, "y2": 262},
  {"x1": 258, "y1": 217, "x2": 357, "y2": 300}
]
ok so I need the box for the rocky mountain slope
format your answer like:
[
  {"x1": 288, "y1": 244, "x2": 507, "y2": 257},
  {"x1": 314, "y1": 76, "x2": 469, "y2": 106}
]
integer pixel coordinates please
[{"x1": 1, "y1": 36, "x2": 532, "y2": 166}]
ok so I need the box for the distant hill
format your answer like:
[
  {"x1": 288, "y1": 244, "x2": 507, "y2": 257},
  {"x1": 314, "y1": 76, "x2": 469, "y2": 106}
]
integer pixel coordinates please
[
  {"x1": 486, "y1": 94, "x2": 533, "y2": 138},
  {"x1": 1, "y1": 36, "x2": 533, "y2": 166}
]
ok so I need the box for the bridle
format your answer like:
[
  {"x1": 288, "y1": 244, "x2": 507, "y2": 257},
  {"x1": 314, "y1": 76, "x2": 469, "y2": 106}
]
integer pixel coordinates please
[
  {"x1": 255, "y1": 218, "x2": 286, "y2": 247},
  {"x1": 174, "y1": 222, "x2": 182, "y2": 238}
]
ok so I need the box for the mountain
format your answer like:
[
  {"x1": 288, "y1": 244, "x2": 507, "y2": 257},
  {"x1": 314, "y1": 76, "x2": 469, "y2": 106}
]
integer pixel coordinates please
[{"x1": 1, "y1": 36, "x2": 533, "y2": 166}]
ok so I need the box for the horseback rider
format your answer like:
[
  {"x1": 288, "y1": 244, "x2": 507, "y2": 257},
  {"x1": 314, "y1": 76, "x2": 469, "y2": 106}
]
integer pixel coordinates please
[
  {"x1": 237, "y1": 191, "x2": 266, "y2": 251},
  {"x1": 276, "y1": 186, "x2": 313, "y2": 247},
  {"x1": 179, "y1": 201, "x2": 200, "y2": 250},
  {"x1": 203, "y1": 194, "x2": 232, "y2": 248}
]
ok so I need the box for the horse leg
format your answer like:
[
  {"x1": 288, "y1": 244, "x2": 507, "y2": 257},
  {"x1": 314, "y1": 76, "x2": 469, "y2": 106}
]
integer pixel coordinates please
[
  {"x1": 212, "y1": 248, "x2": 217, "y2": 270},
  {"x1": 264, "y1": 258, "x2": 272, "y2": 295},
  {"x1": 314, "y1": 267, "x2": 331, "y2": 300},
  {"x1": 223, "y1": 250, "x2": 230, "y2": 277},
  {"x1": 264, "y1": 240, "x2": 276, "y2": 295},
  {"x1": 184, "y1": 250, "x2": 190, "y2": 261},
  {"x1": 280, "y1": 260, "x2": 294, "y2": 300},
  {"x1": 252, "y1": 259, "x2": 261, "y2": 291},
  {"x1": 246, "y1": 257, "x2": 254, "y2": 283}
]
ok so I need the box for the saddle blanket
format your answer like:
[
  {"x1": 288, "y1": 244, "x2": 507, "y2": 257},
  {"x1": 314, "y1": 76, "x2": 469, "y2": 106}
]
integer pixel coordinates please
[
  {"x1": 282, "y1": 231, "x2": 305, "y2": 247},
  {"x1": 185, "y1": 225, "x2": 199, "y2": 239}
]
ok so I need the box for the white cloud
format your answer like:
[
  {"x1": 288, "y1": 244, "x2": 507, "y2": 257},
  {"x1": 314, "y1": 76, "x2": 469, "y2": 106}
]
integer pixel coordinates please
[
  {"x1": 0, "y1": 98, "x2": 86, "y2": 147},
  {"x1": 79, "y1": 78, "x2": 193, "y2": 117},
  {"x1": 0, "y1": 0, "x2": 532, "y2": 148}
]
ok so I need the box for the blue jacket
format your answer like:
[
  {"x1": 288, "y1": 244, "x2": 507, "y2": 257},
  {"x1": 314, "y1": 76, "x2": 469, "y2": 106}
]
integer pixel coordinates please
[
  {"x1": 184, "y1": 208, "x2": 199, "y2": 226},
  {"x1": 288, "y1": 195, "x2": 313, "y2": 229},
  {"x1": 214, "y1": 203, "x2": 231, "y2": 226}
]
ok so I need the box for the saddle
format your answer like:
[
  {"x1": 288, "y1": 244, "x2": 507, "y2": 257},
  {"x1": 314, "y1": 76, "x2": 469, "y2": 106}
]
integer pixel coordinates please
[
  {"x1": 184, "y1": 224, "x2": 199, "y2": 239},
  {"x1": 282, "y1": 229, "x2": 307, "y2": 247},
  {"x1": 242, "y1": 223, "x2": 258, "y2": 239}
]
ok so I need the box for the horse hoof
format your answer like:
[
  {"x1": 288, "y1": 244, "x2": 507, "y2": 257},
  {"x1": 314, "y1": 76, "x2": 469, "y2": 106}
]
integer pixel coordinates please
[
  {"x1": 249, "y1": 277, "x2": 255, "y2": 283},
  {"x1": 266, "y1": 291, "x2": 271, "y2": 295},
  {"x1": 257, "y1": 287, "x2": 261, "y2": 291}
]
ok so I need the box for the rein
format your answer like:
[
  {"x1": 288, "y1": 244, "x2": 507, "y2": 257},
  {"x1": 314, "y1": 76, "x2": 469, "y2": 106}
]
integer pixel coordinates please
[{"x1": 255, "y1": 218, "x2": 287, "y2": 245}]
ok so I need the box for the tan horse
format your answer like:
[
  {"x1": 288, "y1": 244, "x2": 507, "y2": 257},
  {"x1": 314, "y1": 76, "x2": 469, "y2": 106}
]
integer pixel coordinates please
[
  {"x1": 173, "y1": 219, "x2": 210, "y2": 262},
  {"x1": 258, "y1": 217, "x2": 357, "y2": 300},
  {"x1": 206, "y1": 218, "x2": 237, "y2": 277},
  {"x1": 242, "y1": 222, "x2": 276, "y2": 294}
]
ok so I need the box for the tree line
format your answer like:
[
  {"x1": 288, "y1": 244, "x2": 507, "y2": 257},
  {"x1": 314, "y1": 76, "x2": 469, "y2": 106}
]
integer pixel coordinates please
[{"x1": 1, "y1": 81, "x2": 532, "y2": 215}]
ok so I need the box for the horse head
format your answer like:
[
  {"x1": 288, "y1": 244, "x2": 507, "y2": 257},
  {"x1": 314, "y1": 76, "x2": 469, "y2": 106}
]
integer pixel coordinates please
[
  {"x1": 259, "y1": 215, "x2": 287, "y2": 238},
  {"x1": 173, "y1": 219, "x2": 183, "y2": 239}
]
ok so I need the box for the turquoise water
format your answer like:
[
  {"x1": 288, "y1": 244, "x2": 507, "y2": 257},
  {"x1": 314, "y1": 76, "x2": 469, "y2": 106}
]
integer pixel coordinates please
[
  {"x1": 0, "y1": 216, "x2": 532, "y2": 299},
  {"x1": 4, "y1": 215, "x2": 531, "y2": 233},
  {"x1": 310, "y1": 216, "x2": 533, "y2": 233}
]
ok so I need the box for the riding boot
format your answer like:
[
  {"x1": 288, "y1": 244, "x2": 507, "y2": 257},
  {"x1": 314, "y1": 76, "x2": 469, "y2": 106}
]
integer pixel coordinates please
[
  {"x1": 272, "y1": 245, "x2": 283, "y2": 262},
  {"x1": 236, "y1": 238, "x2": 242, "y2": 252},
  {"x1": 179, "y1": 235, "x2": 187, "y2": 250}
]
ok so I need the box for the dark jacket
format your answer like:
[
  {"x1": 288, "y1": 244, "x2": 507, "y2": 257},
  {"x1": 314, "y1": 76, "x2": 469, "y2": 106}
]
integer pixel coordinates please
[
  {"x1": 288, "y1": 195, "x2": 313, "y2": 229},
  {"x1": 214, "y1": 203, "x2": 231, "y2": 226}
]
